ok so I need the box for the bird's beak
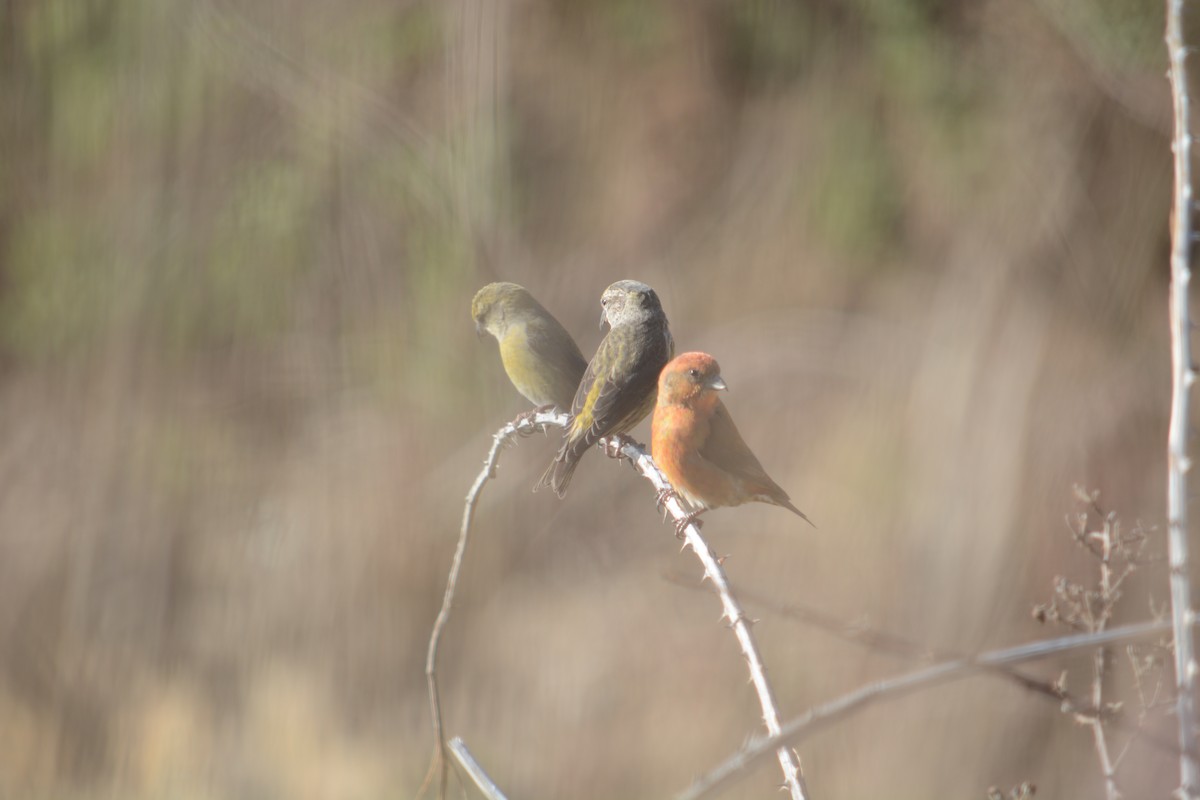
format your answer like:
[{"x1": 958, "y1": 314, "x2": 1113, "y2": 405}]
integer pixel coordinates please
[
  {"x1": 599, "y1": 309, "x2": 609, "y2": 332},
  {"x1": 474, "y1": 321, "x2": 484, "y2": 339},
  {"x1": 707, "y1": 375, "x2": 728, "y2": 392}
]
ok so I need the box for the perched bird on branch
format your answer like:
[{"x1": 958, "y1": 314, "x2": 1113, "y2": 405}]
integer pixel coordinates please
[
  {"x1": 472, "y1": 282, "x2": 587, "y2": 411},
  {"x1": 652, "y1": 352, "x2": 812, "y2": 533},
  {"x1": 538, "y1": 280, "x2": 674, "y2": 497}
]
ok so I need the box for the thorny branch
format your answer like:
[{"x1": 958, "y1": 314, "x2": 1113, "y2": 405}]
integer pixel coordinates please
[
  {"x1": 424, "y1": 410, "x2": 807, "y2": 800},
  {"x1": 1166, "y1": 0, "x2": 1200, "y2": 794},
  {"x1": 626, "y1": 441, "x2": 808, "y2": 799}
]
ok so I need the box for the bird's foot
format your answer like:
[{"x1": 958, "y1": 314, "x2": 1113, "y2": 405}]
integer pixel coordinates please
[
  {"x1": 601, "y1": 434, "x2": 632, "y2": 460},
  {"x1": 655, "y1": 486, "x2": 677, "y2": 515},
  {"x1": 513, "y1": 404, "x2": 557, "y2": 434},
  {"x1": 674, "y1": 510, "x2": 704, "y2": 539}
]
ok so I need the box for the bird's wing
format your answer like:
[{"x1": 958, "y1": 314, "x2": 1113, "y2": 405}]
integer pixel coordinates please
[
  {"x1": 702, "y1": 400, "x2": 813, "y2": 525},
  {"x1": 699, "y1": 400, "x2": 775, "y2": 484},
  {"x1": 568, "y1": 342, "x2": 606, "y2": 420},
  {"x1": 524, "y1": 318, "x2": 588, "y2": 402},
  {"x1": 526, "y1": 317, "x2": 587, "y2": 369},
  {"x1": 575, "y1": 337, "x2": 631, "y2": 435}
]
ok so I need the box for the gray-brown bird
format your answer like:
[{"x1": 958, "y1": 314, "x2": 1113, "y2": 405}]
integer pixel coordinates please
[
  {"x1": 652, "y1": 351, "x2": 812, "y2": 532},
  {"x1": 472, "y1": 282, "x2": 587, "y2": 411},
  {"x1": 538, "y1": 280, "x2": 674, "y2": 497}
]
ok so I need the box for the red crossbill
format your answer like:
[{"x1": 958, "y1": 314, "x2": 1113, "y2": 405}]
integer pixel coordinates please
[
  {"x1": 472, "y1": 282, "x2": 588, "y2": 411},
  {"x1": 538, "y1": 280, "x2": 674, "y2": 497},
  {"x1": 652, "y1": 352, "x2": 812, "y2": 530}
]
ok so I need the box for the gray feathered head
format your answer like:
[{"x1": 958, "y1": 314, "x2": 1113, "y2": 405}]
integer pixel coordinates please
[{"x1": 600, "y1": 280, "x2": 664, "y2": 329}]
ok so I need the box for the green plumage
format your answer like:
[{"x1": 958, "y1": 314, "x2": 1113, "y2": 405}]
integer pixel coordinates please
[
  {"x1": 538, "y1": 280, "x2": 674, "y2": 497},
  {"x1": 472, "y1": 282, "x2": 586, "y2": 410}
]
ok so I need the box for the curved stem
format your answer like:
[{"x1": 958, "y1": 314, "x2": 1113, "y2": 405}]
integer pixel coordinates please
[
  {"x1": 1166, "y1": 0, "x2": 1199, "y2": 794},
  {"x1": 424, "y1": 411, "x2": 807, "y2": 799},
  {"x1": 422, "y1": 412, "x2": 553, "y2": 799}
]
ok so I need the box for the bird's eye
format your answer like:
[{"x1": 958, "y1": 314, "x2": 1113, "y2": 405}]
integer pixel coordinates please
[
  {"x1": 601, "y1": 298, "x2": 607, "y2": 306},
  {"x1": 688, "y1": 368, "x2": 700, "y2": 379}
]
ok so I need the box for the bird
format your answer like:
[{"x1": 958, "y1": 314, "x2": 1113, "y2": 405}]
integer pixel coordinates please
[
  {"x1": 472, "y1": 282, "x2": 588, "y2": 412},
  {"x1": 538, "y1": 280, "x2": 674, "y2": 497},
  {"x1": 651, "y1": 351, "x2": 813, "y2": 533}
]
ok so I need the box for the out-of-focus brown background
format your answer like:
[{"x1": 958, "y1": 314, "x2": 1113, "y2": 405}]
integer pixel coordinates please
[{"x1": 0, "y1": 0, "x2": 1185, "y2": 797}]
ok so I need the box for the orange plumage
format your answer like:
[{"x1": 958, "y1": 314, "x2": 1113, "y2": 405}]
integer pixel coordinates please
[{"x1": 651, "y1": 352, "x2": 812, "y2": 529}]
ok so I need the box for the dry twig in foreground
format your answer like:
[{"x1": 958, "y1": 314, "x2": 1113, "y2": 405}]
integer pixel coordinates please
[{"x1": 448, "y1": 737, "x2": 509, "y2": 800}]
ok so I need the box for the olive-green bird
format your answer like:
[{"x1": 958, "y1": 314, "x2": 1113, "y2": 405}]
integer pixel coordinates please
[
  {"x1": 472, "y1": 282, "x2": 588, "y2": 411},
  {"x1": 538, "y1": 280, "x2": 674, "y2": 497}
]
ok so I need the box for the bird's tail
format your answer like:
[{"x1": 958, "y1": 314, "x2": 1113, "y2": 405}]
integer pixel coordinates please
[
  {"x1": 535, "y1": 454, "x2": 579, "y2": 498},
  {"x1": 781, "y1": 499, "x2": 816, "y2": 528}
]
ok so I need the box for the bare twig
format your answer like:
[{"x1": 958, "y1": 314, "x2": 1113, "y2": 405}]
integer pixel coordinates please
[
  {"x1": 1087, "y1": 515, "x2": 1120, "y2": 800},
  {"x1": 678, "y1": 619, "x2": 1174, "y2": 800},
  {"x1": 1166, "y1": 0, "x2": 1200, "y2": 793},
  {"x1": 422, "y1": 412, "x2": 551, "y2": 800},
  {"x1": 1114, "y1": 642, "x2": 1173, "y2": 773},
  {"x1": 448, "y1": 737, "x2": 510, "y2": 800},
  {"x1": 426, "y1": 410, "x2": 807, "y2": 800}
]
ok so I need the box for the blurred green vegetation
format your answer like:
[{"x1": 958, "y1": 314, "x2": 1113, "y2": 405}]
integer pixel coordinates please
[
  {"x1": 805, "y1": 97, "x2": 903, "y2": 262},
  {"x1": 1049, "y1": 0, "x2": 1164, "y2": 66},
  {"x1": 0, "y1": 0, "x2": 1159, "y2": 364},
  {"x1": 1, "y1": 213, "x2": 118, "y2": 359}
]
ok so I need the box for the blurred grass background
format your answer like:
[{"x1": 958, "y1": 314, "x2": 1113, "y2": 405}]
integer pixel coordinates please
[{"x1": 0, "y1": 0, "x2": 1188, "y2": 797}]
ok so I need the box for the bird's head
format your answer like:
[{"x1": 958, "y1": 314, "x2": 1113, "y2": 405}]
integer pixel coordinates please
[
  {"x1": 471, "y1": 282, "x2": 534, "y2": 339},
  {"x1": 599, "y1": 280, "x2": 663, "y2": 331},
  {"x1": 658, "y1": 351, "x2": 727, "y2": 406}
]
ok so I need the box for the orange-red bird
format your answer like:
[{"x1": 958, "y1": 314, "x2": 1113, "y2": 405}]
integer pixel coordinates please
[{"x1": 651, "y1": 352, "x2": 812, "y2": 531}]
